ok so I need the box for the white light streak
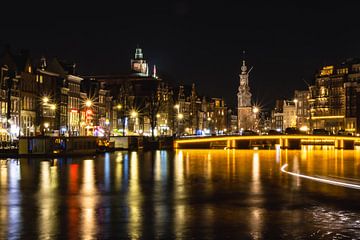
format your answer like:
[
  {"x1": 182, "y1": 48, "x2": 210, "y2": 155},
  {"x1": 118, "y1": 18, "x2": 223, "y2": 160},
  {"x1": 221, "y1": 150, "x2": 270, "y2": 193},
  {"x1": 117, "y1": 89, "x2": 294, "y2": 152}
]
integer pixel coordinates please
[{"x1": 281, "y1": 164, "x2": 360, "y2": 190}]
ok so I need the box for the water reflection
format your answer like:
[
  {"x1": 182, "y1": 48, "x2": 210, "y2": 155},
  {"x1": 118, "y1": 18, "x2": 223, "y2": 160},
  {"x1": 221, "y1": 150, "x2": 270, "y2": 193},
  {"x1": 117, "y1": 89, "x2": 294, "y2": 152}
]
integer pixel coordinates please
[
  {"x1": 38, "y1": 160, "x2": 59, "y2": 239},
  {"x1": 115, "y1": 152, "x2": 123, "y2": 190},
  {"x1": 128, "y1": 151, "x2": 142, "y2": 238},
  {"x1": 0, "y1": 160, "x2": 21, "y2": 239},
  {"x1": 80, "y1": 159, "x2": 98, "y2": 239},
  {"x1": 0, "y1": 149, "x2": 359, "y2": 239}
]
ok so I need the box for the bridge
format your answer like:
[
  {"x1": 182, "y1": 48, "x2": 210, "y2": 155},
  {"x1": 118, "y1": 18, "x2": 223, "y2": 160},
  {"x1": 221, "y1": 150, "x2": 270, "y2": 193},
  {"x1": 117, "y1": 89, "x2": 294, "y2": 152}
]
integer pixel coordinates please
[{"x1": 174, "y1": 135, "x2": 360, "y2": 149}]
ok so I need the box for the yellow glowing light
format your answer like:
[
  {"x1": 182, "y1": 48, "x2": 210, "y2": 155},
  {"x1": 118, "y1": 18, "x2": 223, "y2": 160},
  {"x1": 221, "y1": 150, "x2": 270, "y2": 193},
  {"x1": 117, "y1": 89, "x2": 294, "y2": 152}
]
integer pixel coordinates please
[
  {"x1": 156, "y1": 114, "x2": 160, "y2": 118},
  {"x1": 281, "y1": 164, "x2": 360, "y2": 190},
  {"x1": 174, "y1": 134, "x2": 360, "y2": 145},
  {"x1": 310, "y1": 115, "x2": 344, "y2": 120},
  {"x1": 43, "y1": 97, "x2": 49, "y2": 104},
  {"x1": 177, "y1": 113, "x2": 184, "y2": 120},
  {"x1": 50, "y1": 104, "x2": 56, "y2": 110},
  {"x1": 117, "y1": 104, "x2": 122, "y2": 110},
  {"x1": 44, "y1": 122, "x2": 49, "y2": 128},
  {"x1": 320, "y1": 65, "x2": 334, "y2": 76},
  {"x1": 174, "y1": 104, "x2": 180, "y2": 109},
  {"x1": 299, "y1": 126, "x2": 308, "y2": 132},
  {"x1": 131, "y1": 111, "x2": 138, "y2": 118},
  {"x1": 252, "y1": 106, "x2": 259, "y2": 114},
  {"x1": 85, "y1": 100, "x2": 92, "y2": 108}
]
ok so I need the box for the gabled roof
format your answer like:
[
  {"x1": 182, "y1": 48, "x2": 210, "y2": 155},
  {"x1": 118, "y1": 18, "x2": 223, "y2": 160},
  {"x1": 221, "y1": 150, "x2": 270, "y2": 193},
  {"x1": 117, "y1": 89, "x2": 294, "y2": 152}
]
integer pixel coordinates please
[{"x1": 0, "y1": 47, "x2": 31, "y2": 73}]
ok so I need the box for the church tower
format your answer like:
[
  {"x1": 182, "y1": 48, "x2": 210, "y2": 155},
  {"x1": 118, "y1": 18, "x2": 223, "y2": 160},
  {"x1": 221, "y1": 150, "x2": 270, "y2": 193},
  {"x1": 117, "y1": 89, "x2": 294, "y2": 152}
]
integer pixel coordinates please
[
  {"x1": 237, "y1": 55, "x2": 253, "y2": 131},
  {"x1": 131, "y1": 46, "x2": 149, "y2": 76}
]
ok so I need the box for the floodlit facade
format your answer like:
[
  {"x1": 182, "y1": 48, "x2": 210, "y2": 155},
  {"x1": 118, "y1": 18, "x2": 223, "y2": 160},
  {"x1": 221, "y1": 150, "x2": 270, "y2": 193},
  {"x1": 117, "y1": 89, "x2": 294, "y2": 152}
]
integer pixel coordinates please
[
  {"x1": 237, "y1": 58, "x2": 254, "y2": 131},
  {"x1": 309, "y1": 59, "x2": 360, "y2": 134}
]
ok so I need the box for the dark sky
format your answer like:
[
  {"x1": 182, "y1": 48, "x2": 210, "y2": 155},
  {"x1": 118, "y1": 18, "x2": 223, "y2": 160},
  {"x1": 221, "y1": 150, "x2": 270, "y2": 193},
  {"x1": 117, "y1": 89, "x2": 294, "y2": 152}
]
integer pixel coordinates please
[{"x1": 1, "y1": 1, "x2": 360, "y2": 109}]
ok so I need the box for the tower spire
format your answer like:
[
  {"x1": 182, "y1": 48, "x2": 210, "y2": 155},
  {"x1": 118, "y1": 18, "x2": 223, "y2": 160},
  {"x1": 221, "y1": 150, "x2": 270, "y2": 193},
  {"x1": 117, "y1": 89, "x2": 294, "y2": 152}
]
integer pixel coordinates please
[
  {"x1": 153, "y1": 65, "x2": 157, "y2": 78},
  {"x1": 241, "y1": 50, "x2": 247, "y2": 73}
]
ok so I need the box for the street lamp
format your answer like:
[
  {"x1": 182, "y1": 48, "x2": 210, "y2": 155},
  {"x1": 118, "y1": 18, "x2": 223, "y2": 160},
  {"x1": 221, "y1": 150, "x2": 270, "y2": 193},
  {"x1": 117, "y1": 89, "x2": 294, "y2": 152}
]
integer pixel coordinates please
[
  {"x1": 252, "y1": 106, "x2": 259, "y2": 132},
  {"x1": 117, "y1": 104, "x2": 122, "y2": 110},
  {"x1": 42, "y1": 97, "x2": 49, "y2": 104},
  {"x1": 131, "y1": 110, "x2": 138, "y2": 118},
  {"x1": 177, "y1": 113, "x2": 183, "y2": 120},
  {"x1": 85, "y1": 99, "x2": 92, "y2": 108}
]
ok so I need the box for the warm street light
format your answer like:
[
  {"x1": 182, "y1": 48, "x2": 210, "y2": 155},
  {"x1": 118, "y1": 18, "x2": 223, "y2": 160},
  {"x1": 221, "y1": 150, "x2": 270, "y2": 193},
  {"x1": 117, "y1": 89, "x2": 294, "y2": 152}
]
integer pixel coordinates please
[
  {"x1": 131, "y1": 110, "x2": 138, "y2": 118},
  {"x1": 85, "y1": 99, "x2": 92, "y2": 108},
  {"x1": 253, "y1": 106, "x2": 259, "y2": 114},
  {"x1": 174, "y1": 104, "x2": 179, "y2": 110},
  {"x1": 44, "y1": 122, "x2": 49, "y2": 128},
  {"x1": 156, "y1": 114, "x2": 161, "y2": 118},
  {"x1": 178, "y1": 113, "x2": 184, "y2": 120},
  {"x1": 117, "y1": 104, "x2": 122, "y2": 110},
  {"x1": 42, "y1": 97, "x2": 49, "y2": 104},
  {"x1": 50, "y1": 104, "x2": 56, "y2": 110}
]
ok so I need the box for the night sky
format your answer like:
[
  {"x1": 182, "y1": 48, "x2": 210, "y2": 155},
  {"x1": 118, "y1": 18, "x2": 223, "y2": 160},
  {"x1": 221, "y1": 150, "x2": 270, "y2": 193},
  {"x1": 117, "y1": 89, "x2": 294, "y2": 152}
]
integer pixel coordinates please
[{"x1": 1, "y1": 1, "x2": 360, "y2": 109}]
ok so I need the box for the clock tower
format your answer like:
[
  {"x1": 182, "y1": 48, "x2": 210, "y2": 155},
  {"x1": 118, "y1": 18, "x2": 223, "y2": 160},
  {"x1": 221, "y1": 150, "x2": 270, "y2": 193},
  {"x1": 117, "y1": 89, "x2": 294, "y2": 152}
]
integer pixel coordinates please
[
  {"x1": 131, "y1": 47, "x2": 149, "y2": 76},
  {"x1": 237, "y1": 57, "x2": 253, "y2": 131}
]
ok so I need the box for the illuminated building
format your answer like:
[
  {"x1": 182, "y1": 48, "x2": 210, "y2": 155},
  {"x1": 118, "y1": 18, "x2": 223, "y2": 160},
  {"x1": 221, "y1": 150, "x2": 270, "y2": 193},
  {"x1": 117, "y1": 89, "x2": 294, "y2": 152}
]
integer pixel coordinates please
[
  {"x1": 294, "y1": 90, "x2": 310, "y2": 129},
  {"x1": 309, "y1": 58, "x2": 360, "y2": 134},
  {"x1": 80, "y1": 78, "x2": 112, "y2": 137},
  {"x1": 85, "y1": 47, "x2": 174, "y2": 137},
  {"x1": 209, "y1": 98, "x2": 227, "y2": 134},
  {"x1": 42, "y1": 58, "x2": 85, "y2": 136},
  {"x1": 0, "y1": 48, "x2": 27, "y2": 139},
  {"x1": 131, "y1": 47, "x2": 149, "y2": 76},
  {"x1": 237, "y1": 57, "x2": 254, "y2": 131},
  {"x1": 283, "y1": 100, "x2": 297, "y2": 129},
  {"x1": 271, "y1": 100, "x2": 297, "y2": 131}
]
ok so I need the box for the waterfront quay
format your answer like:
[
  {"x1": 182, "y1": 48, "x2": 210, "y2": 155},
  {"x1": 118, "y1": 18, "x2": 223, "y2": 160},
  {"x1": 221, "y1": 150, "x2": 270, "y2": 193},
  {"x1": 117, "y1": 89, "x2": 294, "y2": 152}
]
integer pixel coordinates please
[{"x1": 1, "y1": 149, "x2": 360, "y2": 239}]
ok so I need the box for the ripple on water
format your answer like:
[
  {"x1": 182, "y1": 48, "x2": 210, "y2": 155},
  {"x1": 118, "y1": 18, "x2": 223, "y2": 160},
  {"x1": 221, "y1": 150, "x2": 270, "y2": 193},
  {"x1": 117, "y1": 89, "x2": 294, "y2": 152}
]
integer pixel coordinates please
[{"x1": 307, "y1": 206, "x2": 360, "y2": 239}]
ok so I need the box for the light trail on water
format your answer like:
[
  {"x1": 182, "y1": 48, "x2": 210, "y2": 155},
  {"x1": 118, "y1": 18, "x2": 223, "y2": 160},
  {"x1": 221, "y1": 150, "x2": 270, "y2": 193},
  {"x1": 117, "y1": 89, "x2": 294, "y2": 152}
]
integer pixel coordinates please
[{"x1": 281, "y1": 164, "x2": 360, "y2": 190}]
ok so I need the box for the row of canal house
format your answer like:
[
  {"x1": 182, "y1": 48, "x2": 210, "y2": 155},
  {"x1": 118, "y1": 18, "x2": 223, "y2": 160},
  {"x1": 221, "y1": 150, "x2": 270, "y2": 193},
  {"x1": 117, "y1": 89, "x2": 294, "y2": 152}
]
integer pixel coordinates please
[
  {"x1": 0, "y1": 47, "x2": 111, "y2": 141},
  {"x1": 0, "y1": 46, "x2": 235, "y2": 141}
]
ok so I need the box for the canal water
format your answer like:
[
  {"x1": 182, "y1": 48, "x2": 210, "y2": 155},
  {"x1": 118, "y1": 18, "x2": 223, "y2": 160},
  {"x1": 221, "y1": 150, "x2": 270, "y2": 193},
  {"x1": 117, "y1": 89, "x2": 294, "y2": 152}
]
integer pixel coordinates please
[{"x1": 1, "y1": 149, "x2": 360, "y2": 239}]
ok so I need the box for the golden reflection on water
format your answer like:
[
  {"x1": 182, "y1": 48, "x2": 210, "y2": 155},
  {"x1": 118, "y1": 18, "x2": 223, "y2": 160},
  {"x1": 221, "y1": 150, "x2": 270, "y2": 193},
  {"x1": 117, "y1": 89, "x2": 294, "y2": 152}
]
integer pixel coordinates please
[
  {"x1": 115, "y1": 152, "x2": 123, "y2": 190},
  {"x1": 38, "y1": 161, "x2": 58, "y2": 239},
  {"x1": 172, "y1": 149, "x2": 360, "y2": 238},
  {"x1": 128, "y1": 151, "x2": 142, "y2": 239},
  {"x1": 80, "y1": 159, "x2": 98, "y2": 240},
  {"x1": 174, "y1": 150, "x2": 186, "y2": 236}
]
